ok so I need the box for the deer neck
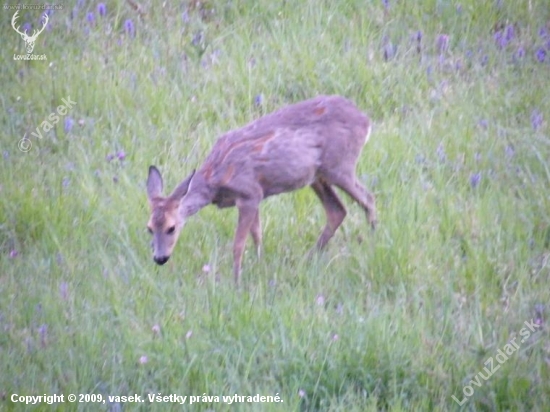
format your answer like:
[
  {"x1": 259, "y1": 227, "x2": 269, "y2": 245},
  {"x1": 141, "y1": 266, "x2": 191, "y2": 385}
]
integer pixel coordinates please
[{"x1": 179, "y1": 171, "x2": 215, "y2": 218}]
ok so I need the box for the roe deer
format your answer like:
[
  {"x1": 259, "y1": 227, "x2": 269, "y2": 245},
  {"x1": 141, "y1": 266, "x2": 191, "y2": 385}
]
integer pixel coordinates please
[{"x1": 146, "y1": 95, "x2": 376, "y2": 283}]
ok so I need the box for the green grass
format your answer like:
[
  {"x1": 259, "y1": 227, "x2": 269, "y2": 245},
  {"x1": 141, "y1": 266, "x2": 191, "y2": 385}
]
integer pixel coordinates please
[{"x1": 1, "y1": 0, "x2": 550, "y2": 410}]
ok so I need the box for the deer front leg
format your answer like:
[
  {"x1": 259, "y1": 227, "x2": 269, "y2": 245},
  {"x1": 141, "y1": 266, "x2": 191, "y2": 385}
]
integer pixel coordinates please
[
  {"x1": 233, "y1": 199, "x2": 260, "y2": 283},
  {"x1": 249, "y1": 209, "x2": 262, "y2": 259}
]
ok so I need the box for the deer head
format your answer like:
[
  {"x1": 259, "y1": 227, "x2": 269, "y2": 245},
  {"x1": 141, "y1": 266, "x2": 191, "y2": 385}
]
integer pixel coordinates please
[
  {"x1": 146, "y1": 166, "x2": 201, "y2": 265},
  {"x1": 12, "y1": 11, "x2": 49, "y2": 54}
]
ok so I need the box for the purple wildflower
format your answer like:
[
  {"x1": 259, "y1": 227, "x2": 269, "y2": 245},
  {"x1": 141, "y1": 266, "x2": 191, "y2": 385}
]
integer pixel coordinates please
[
  {"x1": 106, "y1": 153, "x2": 114, "y2": 162},
  {"x1": 191, "y1": 31, "x2": 202, "y2": 46},
  {"x1": 505, "y1": 144, "x2": 515, "y2": 158},
  {"x1": 436, "y1": 143, "x2": 446, "y2": 163},
  {"x1": 316, "y1": 294, "x2": 325, "y2": 306},
  {"x1": 59, "y1": 282, "x2": 69, "y2": 300},
  {"x1": 182, "y1": 10, "x2": 189, "y2": 23},
  {"x1": 38, "y1": 324, "x2": 48, "y2": 347},
  {"x1": 86, "y1": 12, "x2": 95, "y2": 24},
  {"x1": 9, "y1": 249, "x2": 18, "y2": 259},
  {"x1": 414, "y1": 30, "x2": 422, "y2": 53},
  {"x1": 254, "y1": 94, "x2": 263, "y2": 107},
  {"x1": 531, "y1": 109, "x2": 543, "y2": 131},
  {"x1": 117, "y1": 150, "x2": 126, "y2": 161},
  {"x1": 505, "y1": 25, "x2": 515, "y2": 42},
  {"x1": 534, "y1": 303, "x2": 545, "y2": 326},
  {"x1": 98, "y1": 3, "x2": 107, "y2": 17},
  {"x1": 383, "y1": 40, "x2": 395, "y2": 61},
  {"x1": 478, "y1": 119, "x2": 488, "y2": 129},
  {"x1": 470, "y1": 173, "x2": 481, "y2": 189},
  {"x1": 64, "y1": 117, "x2": 74, "y2": 133},
  {"x1": 22, "y1": 22, "x2": 32, "y2": 33},
  {"x1": 124, "y1": 19, "x2": 135, "y2": 38},
  {"x1": 382, "y1": 0, "x2": 389, "y2": 10},
  {"x1": 539, "y1": 27, "x2": 548, "y2": 39},
  {"x1": 516, "y1": 47, "x2": 525, "y2": 59},
  {"x1": 535, "y1": 48, "x2": 546, "y2": 62},
  {"x1": 436, "y1": 34, "x2": 449, "y2": 54},
  {"x1": 494, "y1": 30, "x2": 507, "y2": 49},
  {"x1": 62, "y1": 177, "x2": 70, "y2": 188}
]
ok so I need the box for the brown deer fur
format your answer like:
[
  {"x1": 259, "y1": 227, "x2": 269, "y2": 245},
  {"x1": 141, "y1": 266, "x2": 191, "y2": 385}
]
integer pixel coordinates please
[{"x1": 146, "y1": 95, "x2": 376, "y2": 283}]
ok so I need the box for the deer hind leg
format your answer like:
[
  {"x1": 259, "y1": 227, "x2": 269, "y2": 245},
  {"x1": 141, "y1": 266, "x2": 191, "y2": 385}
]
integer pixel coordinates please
[
  {"x1": 249, "y1": 209, "x2": 262, "y2": 259},
  {"x1": 310, "y1": 180, "x2": 347, "y2": 250},
  {"x1": 233, "y1": 199, "x2": 260, "y2": 283},
  {"x1": 332, "y1": 174, "x2": 377, "y2": 229}
]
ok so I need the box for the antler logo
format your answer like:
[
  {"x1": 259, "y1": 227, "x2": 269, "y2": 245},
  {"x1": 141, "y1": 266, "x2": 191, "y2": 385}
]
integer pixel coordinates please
[{"x1": 12, "y1": 11, "x2": 49, "y2": 54}]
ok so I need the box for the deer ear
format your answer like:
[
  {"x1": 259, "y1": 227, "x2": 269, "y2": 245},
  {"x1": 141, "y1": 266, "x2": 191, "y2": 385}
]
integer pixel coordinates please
[
  {"x1": 147, "y1": 165, "x2": 163, "y2": 199},
  {"x1": 169, "y1": 169, "x2": 196, "y2": 201}
]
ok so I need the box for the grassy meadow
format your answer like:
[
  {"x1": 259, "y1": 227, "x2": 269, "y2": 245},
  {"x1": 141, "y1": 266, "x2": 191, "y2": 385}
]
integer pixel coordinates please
[{"x1": 1, "y1": 0, "x2": 550, "y2": 410}]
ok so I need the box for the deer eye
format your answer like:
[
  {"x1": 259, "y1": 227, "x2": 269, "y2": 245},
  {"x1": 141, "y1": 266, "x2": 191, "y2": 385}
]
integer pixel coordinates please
[
  {"x1": 167, "y1": 226, "x2": 176, "y2": 235},
  {"x1": 147, "y1": 227, "x2": 153, "y2": 234}
]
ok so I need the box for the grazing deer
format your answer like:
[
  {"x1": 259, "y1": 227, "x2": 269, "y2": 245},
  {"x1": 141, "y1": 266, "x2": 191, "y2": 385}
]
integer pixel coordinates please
[{"x1": 146, "y1": 95, "x2": 376, "y2": 283}]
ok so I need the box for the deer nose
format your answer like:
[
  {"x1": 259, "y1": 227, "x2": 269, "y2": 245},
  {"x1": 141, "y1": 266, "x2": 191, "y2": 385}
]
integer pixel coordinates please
[{"x1": 154, "y1": 256, "x2": 169, "y2": 265}]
